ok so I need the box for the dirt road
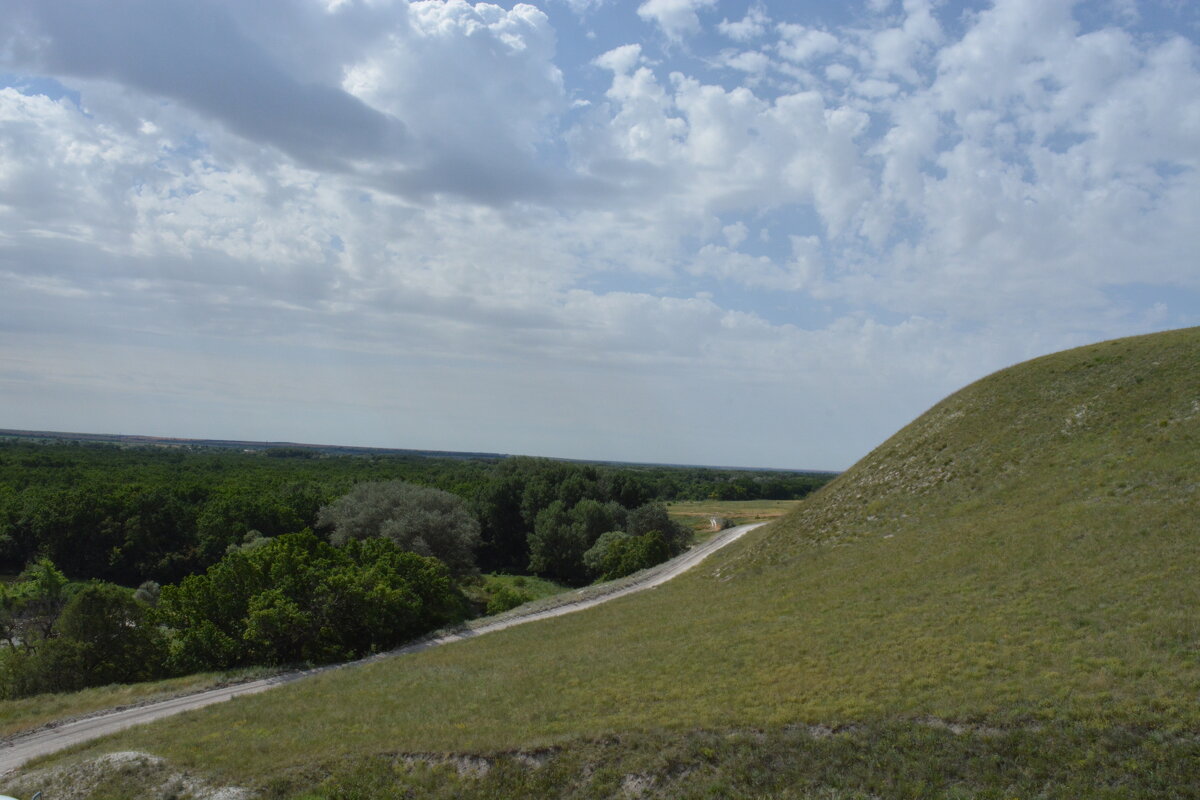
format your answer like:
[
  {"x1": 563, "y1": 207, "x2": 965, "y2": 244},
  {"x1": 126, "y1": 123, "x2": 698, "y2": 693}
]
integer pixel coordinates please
[{"x1": 0, "y1": 522, "x2": 766, "y2": 775}]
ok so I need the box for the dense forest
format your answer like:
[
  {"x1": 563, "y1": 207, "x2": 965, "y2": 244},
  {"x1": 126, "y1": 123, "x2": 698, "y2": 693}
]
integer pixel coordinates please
[
  {"x1": 0, "y1": 439, "x2": 831, "y2": 583},
  {"x1": 0, "y1": 437, "x2": 834, "y2": 698}
]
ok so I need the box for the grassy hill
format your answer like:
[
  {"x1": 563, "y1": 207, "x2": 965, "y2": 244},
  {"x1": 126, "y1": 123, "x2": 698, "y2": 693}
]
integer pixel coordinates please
[{"x1": 11, "y1": 327, "x2": 1200, "y2": 799}]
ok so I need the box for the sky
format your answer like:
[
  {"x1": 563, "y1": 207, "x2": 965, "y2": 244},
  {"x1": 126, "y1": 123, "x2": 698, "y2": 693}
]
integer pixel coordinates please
[{"x1": 0, "y1": 0, "x2": 1198, "y2": 470}]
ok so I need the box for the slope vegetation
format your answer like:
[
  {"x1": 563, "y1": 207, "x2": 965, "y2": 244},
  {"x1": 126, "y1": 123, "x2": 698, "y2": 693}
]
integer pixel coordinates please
[{"x1": 15, "y1": 327, "x2": 1200, "y2": 798}]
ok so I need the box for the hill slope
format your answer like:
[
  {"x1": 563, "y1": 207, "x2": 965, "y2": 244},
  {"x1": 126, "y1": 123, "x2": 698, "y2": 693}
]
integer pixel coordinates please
[{"x1": 13, "y1": 327, "x2": 1200, "y2": 798}]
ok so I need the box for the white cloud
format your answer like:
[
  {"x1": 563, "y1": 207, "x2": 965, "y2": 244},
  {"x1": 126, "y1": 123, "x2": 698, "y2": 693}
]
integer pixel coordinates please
[
  {"x1": 776, "y1": 23, "x2": 840, "y2": 63},
  {"x1": 719, "y1": 49, "x2": 773, "y2": 75},
  {"x1": 723, "y1": 221, "x2": 748, "y2": 247},
  {"x1": 637, "y1": 0, "x2": 717, "y2": 42},
  {"x1": 718, "y1": 3, "x2": 770, "y2": 42},
  {"x1": 2, "y1": 0, "x2": 1199, "y2": 469},
  {"x1": 593, "y1": 43, "x2": 643, "y2": 75},
  {"x1": 865, "y1": 0, "x2": 942, "y2": 83}
]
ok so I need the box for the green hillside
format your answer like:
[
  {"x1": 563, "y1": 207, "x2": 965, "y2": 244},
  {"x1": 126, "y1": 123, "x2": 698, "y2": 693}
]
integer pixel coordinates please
[{"x1": 15, "y1": 327, "x2": 1200, "y2": 799}]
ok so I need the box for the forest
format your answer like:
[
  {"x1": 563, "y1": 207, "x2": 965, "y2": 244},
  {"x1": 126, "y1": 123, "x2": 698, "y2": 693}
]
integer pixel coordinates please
[{"x1": 0, "y1": 437, "x2": 833, "y2": 698}]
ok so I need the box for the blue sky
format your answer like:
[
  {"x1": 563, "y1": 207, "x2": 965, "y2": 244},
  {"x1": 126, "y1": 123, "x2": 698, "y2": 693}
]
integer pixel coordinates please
[{"x1": 1, "y1": 0, "x2": 1198, "y2": 469}]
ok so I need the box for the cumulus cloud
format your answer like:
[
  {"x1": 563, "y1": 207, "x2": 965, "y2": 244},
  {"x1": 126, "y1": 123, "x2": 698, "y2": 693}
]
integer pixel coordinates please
[
  {"x1": 637, "y1": 0, "x2": 718, "y2": 42},
  {"x1": 776, "y1": 23, "x2": 840, "y2": 63},
  {"x1": 718, "y1": 3, "x2": 770, "y2": 42}
]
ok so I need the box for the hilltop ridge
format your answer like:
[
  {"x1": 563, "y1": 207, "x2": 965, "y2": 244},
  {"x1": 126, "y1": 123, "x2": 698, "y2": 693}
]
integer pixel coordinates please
[{"x1": 738, "y1": 325, "x2": 1198, "y2": 564}]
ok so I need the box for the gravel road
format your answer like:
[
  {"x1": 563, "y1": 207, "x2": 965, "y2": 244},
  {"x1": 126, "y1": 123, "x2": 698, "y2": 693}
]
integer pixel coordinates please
[{"x1": 0, "y1": 521, "x2": 766, "y2": 776}]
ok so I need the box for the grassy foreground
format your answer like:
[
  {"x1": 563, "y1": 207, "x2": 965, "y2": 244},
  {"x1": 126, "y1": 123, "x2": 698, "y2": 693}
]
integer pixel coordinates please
[{"x1": 10, "y1": 327, "x2": 1200, "y2": 798}]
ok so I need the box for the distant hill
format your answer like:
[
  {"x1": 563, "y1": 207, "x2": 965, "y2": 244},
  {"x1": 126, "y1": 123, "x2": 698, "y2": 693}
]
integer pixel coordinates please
[{"x1": 20, "y1": 327, "x2": 1200, "y2": 799}]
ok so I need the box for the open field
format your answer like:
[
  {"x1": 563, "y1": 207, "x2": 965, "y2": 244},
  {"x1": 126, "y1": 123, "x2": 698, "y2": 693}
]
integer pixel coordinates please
[
  {"x1": 6, "y1": 327, "x2": 1199, "y2": 798},
  {"x1": 667, "y1": 499, "x2": 804, "y2": 533}
]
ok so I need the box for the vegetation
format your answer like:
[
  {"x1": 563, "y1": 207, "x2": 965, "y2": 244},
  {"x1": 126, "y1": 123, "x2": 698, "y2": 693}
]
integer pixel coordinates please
[
  {"x1": 0, "y1": 667, "x2": 275, "y2": 740},
  {"x1": 292, "y1": 723, "x2": 1200, "y2": 800},
  {"x1": 0, "y1": 533, "x2": 465, "y2": 697},
  {"x1": 0, "y1": 442, "x2": 830, "y2": 586},
  {"x1": 0, "y1": 442, "x2": 829, "y2": 698},
  {"x1": 666, "y1": 498, "x2": 804, "y2": 534},
  {"x1": 22, "y1": 326, "x2": 1198, "y2": 798},
  {"x1": 317, "y1": 480, "x2": 481, "y2": 576},
  {"x1": 157, "y1": 532, "x2": 464, "y2": 672},
  {"x1": 466, "y1": 573, "x2": 571, "y2": 616}
]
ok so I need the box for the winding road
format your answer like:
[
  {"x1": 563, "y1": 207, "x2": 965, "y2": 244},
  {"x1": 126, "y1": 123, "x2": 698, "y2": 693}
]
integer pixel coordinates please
[{"x1": 0, "y1": 522, "x2": 766, "y2": 776}]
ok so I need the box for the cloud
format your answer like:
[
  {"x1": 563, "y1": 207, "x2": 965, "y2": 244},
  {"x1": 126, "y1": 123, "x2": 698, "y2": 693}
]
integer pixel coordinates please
[
  {"x1": 2, "y1": 0, "x2": 1199, "y2": 468},
  {"x1": 0, "y1": 0, "x2": 408, "y2": 169},
  {"x1": 776, "y1": 23, "x2": 840, "y2": 63},
  {"x1": 637, "y1": 0, "x2": 717, "y2": 42},
  {"x1": 718, "y1": 3, "x2": 770, "y2": 42}
]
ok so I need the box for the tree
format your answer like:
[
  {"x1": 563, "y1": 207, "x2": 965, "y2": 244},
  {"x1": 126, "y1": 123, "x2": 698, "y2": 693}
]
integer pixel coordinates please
[
  {"x1": 0, "y1": 558, "x2": 71, "y2": 646},
  {"x1": 52, "y1": 582, "x2": 168, "y2": 689},
  {"x1": 585, "y1": 530, "x2": 672, "y2": 581},
  {"x1": 625, "y1": 503, "x2": 691, "y2": 555},
  {"x1": 582, "y1": 530, "x2": 631, "y2": 578},
  {"x1": 317, "y1": 481, "x2": 480, "y2": 576},
  {"x1": 471, "y1": 475, "x2": 528, "y2": 572},
  {"x1": 157, "y1": 531, "x2": 464, "y2": 671},
  {"x1": 528, "y1": 499, "x2": 625, "y2": 585}
]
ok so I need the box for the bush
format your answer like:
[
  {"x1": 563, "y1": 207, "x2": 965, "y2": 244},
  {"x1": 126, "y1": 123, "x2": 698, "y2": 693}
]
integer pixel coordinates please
[{"x1": 486, "y1": 585, "x2": 534, "y2": 615}]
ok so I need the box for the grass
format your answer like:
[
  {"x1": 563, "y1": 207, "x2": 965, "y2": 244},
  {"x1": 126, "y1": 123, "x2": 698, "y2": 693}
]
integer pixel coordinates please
[
  {"x1": 0, "y1": 667, "x2": 277, "y2": 740},
  {"x1": 667, "y1": 499, "x2": 804, "y2": 535},
  {"x1": 10, "y1": 326, "x2": 1200, "y2": 797},
  {"x1": 289, "y1": 722, "x2": 1200, "y2": 800}
]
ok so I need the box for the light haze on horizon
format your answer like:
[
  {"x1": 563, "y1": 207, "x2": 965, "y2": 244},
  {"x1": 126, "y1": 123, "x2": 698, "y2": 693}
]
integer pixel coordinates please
[{"x1": 1, "y1": 0, "x2": 1198, "y2": 470}]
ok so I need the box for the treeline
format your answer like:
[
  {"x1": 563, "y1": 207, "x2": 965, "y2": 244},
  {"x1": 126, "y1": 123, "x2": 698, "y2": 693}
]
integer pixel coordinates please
[{"x1": 0, "y1": 441, "x2": 833, "y2": 585}]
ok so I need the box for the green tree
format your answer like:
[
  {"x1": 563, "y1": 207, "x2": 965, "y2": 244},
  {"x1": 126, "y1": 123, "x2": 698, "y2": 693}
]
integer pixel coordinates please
[
  {"x1": 626, "y1": 503, "x2": 691, "y2": 555},
  {"x1": 52, "y1": 582, "x2": 168, "y2": 689},
  {"x1": 318, "y1": 481, "x2": 480, "y2": 576},
  {"x1": 528, "y1": 500, "x2": 625, "y2": 585},
  {"x1": 587, "y1": 530, "x2": 672, "y2": 581},
  {"x1": 157, "y1": 531, "x2": 463, "y2": 671},
  {"x1": 1, "y1": 558, "x2": 71, "y2": 645}
]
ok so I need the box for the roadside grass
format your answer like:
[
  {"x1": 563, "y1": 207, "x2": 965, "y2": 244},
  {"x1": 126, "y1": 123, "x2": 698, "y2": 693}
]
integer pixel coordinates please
[
  {"x1": 0, "y1": 667, "x2": 277, "y2": 740},
  {"x1": 15, "y1": 327, "x2": 1200, "y2": 797}
]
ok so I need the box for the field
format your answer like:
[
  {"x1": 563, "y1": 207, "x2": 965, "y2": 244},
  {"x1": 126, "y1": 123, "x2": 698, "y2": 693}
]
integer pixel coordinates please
[
  {"x1": 5, "y1": 327, "x2": 1199, "y2": 799},
  {"x1": 667, "y1": 499, "x2": 803, "y2": 534}
]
